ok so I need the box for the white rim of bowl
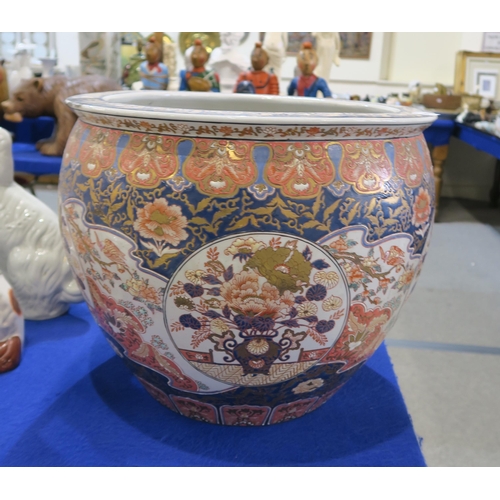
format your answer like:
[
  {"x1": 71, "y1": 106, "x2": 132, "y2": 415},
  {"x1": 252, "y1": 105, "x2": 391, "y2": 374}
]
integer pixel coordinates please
[{"x1": 66, "y1": 91, "x2": 438, "y2": 127}]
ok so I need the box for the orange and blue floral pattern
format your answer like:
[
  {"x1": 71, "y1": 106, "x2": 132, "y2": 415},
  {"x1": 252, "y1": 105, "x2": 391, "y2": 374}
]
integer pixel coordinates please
[{"x1": 59, "y1": 116, "x2": 435, "y2": 425}]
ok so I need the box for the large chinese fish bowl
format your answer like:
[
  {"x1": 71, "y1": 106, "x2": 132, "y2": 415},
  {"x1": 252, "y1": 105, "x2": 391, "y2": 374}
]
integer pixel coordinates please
[{"x1": 60, "y1": 91, "x2": 436, "y2": 426}]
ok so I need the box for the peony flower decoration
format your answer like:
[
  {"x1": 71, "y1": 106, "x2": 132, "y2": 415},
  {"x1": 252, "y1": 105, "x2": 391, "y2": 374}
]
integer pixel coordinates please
[
  {"x1": 123, "y1": 277, "x2": 161, "y2": 305},
  {"x1": 412, "y1": 187, "x2": 432, "y2": 237},
  {"x1": 134, "y1": 199, "x2": 189, "y2": 257}
]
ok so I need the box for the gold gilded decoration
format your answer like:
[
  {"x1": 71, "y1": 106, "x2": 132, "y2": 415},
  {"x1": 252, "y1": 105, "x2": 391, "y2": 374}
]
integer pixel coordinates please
[
  {"x1": 60, "y1": 128, "x2": 433, "y2": 278},
  {"x1": 394, "y1": 139, "x2": 424, "y2": 188},
  {"x1": 79, "y1": 127, "x2": 122, "y2": 178},
  {"x1": 264, "y1": 142, "x2": 335, "y2": 198},
  {"x1": 338, "y1": 140, "x2": 392, "y2": 194},
  {"x1": 190, "y1": 360, "x2": 317, "y2": 386},
  {"x1": 56, "y1": 85, "x2": 438, "y2": 425},
  {"x1": 183, "y1": 139, "x2": 257, "y2": 196},
  {"x1": 118, "y1": 134, "x2": 179, "y2": 188}
]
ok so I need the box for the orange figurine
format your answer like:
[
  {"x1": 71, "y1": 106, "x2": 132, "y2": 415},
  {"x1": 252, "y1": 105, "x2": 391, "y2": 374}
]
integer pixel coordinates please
[{"x1": 234, "y1": 42, "x2": 279, "y2": 95}]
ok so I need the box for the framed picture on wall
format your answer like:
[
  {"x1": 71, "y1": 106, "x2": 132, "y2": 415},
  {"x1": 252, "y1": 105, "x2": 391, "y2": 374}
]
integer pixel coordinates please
[
  {"x1": 339, "y1": 33, "x2": 372, "y2": 59},
  {"x1": 475, "y1": 70, "x2": 498, "y2": 99},
  {"x1": 482, "y1": 33, "x2": 500, "y2": 53},
  {"x1": 286, "y1": 32, "x2": 316, "y2": 55},
  {"x1": 263, "y1": 32, "x2": 374, "y2": 59},
  {"x1": 454, "y1": 51, "x2": 500, "y2": 101}
]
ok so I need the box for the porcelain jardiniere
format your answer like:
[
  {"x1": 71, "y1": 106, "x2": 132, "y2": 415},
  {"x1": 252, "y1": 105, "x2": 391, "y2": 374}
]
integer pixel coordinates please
[{"x1": 59, "y1": 92, "x2": 436, "y2": 426}]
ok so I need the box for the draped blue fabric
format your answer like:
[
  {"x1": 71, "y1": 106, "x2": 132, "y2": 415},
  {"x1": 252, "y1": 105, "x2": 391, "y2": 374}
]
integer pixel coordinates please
[
  {"x1": 0, "y1": 302, "x2": 426, "y2": 466},
  {"x1": 1, "y1": 117, "x2": 61, "y2": 175}
]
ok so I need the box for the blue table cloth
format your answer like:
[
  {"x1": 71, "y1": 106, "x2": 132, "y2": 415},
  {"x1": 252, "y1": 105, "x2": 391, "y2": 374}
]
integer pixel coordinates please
[
  {"x1": 454, "y1": 122, "x2": 500, "y2": 161},
  {"x1": 0, "y1": 116, "x2": 62, "y2": 175},
  {"x1": 423, "y1": 117, "x2": 456, "y2": 146},
  {"x1": 0, "y1": 302, "x2": 426, "y2": 466},
  {"x1": 0, "y1": 116, "x2": 55, "y2": 144},
  {"x1": 11, "y1": 142, "x2": 62, "y2": 176},
  {"x1": 453, "y1": 122, "x2": 500, "y2": 207}
]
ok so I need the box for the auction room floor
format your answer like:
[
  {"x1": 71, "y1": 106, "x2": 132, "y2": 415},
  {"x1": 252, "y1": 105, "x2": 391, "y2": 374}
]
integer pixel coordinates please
[
  {"x1": 385, "y1": 197, "x2": 500, "y2": 467},
  {"x1": 37, "y1": 185, "x2": 500, "y2": 467}
]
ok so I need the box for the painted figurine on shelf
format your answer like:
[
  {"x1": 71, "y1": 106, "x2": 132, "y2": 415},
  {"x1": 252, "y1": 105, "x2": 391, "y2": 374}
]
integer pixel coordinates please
[
  {"x1": 179, "y1": 39, "x2": 220, "y2": 92},
  {"x1": 139, "y1": 37, "x2": 169, "y2": 90},
  {"x1": 287, "y1": 42, "x2": 332, "y2": 98},
  {"x1": 233, "y1": 42, "x2": 279, "y2": 95}
]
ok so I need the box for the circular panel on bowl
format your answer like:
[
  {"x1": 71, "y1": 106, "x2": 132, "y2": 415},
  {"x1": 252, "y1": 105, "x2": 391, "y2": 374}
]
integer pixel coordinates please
[{"x1": 164, "y1": 232, "x2": 350, "y2": 387}]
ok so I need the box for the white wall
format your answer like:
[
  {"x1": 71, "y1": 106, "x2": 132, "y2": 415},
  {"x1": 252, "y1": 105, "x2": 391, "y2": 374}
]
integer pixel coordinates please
[
  {"x1": 387, "y1": 32, "x2": 484, "y2": 86},
  {"x1": 54, "y1": 32, "x2": 79, "y2": 72},
  {"x1": 388, "y1": 33, "x2": 462, "y2": 85}
]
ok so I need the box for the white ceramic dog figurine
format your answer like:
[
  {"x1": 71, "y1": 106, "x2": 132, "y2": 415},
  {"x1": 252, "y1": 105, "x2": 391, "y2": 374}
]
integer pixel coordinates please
[
  {"x1": 0, "y1": 126, "x2": 83, "y2": 320},
  {"x1": 0, "y1": 273, "x2": 24, "y2": 373}
]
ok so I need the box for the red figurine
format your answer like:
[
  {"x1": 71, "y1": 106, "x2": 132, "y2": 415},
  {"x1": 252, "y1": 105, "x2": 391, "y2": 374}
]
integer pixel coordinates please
[{"x1": 234, "y1": 42, "x2": 279, "y2": 95}]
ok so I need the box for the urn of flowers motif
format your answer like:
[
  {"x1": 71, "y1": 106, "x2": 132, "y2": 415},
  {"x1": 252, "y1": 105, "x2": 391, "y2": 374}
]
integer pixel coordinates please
[{"x1": 59, "y1": 91, "x2": 436, "y2": 426}]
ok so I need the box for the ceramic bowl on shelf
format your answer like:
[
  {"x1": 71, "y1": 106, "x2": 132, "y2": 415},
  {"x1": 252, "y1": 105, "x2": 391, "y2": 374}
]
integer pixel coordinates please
[{"x1": 59, "y1": 91, "x2": 436, "y2": 426}]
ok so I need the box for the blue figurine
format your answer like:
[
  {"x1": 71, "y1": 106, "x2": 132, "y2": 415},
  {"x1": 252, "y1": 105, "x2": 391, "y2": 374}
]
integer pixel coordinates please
[
  {"x1": 139, "y1": 37, "x2": 169, "y2": 90},
  {"x1": 287, "y1": 41, "x2": 332, "y2": 98}
]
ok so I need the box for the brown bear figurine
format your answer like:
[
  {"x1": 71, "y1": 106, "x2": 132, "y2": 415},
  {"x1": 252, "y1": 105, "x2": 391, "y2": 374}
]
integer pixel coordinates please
[{"x1": 1, "y1": 75, "x2": 122, "y2": 156}]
